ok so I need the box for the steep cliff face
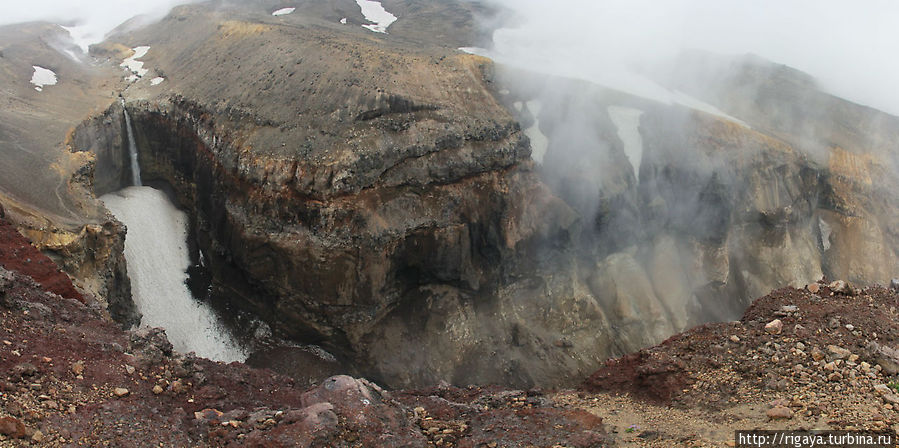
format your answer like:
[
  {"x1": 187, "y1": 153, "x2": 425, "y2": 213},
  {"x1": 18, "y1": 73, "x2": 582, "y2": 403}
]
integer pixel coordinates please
[
  {"x1": 6, "y1": 0, "x2": 898, "y2": 390},
  {"x1": 107, "y1": 85, "x2": 584, "y2": 387},
  {"x1": 66, "y1": 1, "x2": 895, "y2": 388},
  {"x1": 62, "y1": 1, "x2": 606, "y2": 387},
  {"x1": 497, "y1": 56, "x2": 899, "y2": 359},
  {"x1": 0, "y1": 22, "x2": 137, "y2": 326}
]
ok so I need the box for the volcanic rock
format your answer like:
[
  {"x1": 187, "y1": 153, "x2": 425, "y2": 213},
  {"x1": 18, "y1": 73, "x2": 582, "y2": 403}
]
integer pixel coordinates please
[
  {"x1": 765, "y1": 319, "x2": 783, "y2": 334},
  {"x1": 766, "y1": 406, "x2": 793, "y2": 419}
]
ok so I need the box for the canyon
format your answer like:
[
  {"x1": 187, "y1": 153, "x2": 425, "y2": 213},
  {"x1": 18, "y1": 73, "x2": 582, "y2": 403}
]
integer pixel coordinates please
[{"x1": 0, "y1": 0, "x2": 897, "y2": 395}]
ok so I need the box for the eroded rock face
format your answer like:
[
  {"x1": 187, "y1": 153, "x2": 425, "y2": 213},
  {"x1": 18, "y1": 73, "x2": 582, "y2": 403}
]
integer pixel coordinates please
[
  {"x1": 0, "y1": 22, "x2": 136, "y2": 327},
  {"x1": 65, "y1": 3, "x2": 896, "y2": 389}
]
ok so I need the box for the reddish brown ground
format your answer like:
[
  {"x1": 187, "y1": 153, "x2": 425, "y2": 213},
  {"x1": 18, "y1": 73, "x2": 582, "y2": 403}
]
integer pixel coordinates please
[
  {"x1": 578, "y1": 282, "x2": 899, "y2": 445},
  {"x1": 0, "y1": 217, "x2": 83, "y2": 303},
  {"x1": 3, "y1": 209, "x2": 899, "y2": 446},
  {"x1": 0, "y1": 261, "x2": 607, "y2": 447}
]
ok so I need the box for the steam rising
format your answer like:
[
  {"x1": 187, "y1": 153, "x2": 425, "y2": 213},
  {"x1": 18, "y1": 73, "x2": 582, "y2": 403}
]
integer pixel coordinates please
[
  {"x1": 477, "y1": 0, "x2": 899, "y2": 332},
  {"x1": 485, "y1": 0, "x2": 899, "y2": 117},
  {"x1": 0, "y1": 0, "x2": 199, "y2": 52}
]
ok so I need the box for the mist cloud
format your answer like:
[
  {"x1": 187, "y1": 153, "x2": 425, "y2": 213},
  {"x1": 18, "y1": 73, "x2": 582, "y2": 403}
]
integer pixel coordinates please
[
  {"x1": 0, "y1": 0, "x2": 197, "y2": 52},
  {"x1": 485, "y1": 0, "x2": 899, "y2": 117}
]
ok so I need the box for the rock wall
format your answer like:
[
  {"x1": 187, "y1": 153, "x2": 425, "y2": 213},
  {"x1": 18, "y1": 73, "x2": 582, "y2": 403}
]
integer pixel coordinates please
[
  {"x1": 105, "y1": 94, "x2": 603, "y2": 387},
  {"x1": 70, "y1": 103, "x2": 133, "y2": 197},
  {"x1": 0, "y1": 178, "x2": 138, "y2": 329},
  {"x1": 71, "y1": 70, "x2": 898, "y2": 390},
  {"x1": 73, "y1": 72, "x2": 894, "y2": 390}
]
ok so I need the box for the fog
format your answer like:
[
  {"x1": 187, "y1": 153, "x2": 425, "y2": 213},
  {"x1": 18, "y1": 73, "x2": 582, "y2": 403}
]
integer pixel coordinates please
[
  {"x1": 0, "y1": 0, "x2": 197, "y2": 51},
  {"x1": 4, "y1": 0, "x2": 897, "y2": 115},
  {"x1": 485, "y1": 0, "x2": 899, "y2": 117},
  {"x1": 471, "y1": 0, "x2": 899, "y2": 332}
]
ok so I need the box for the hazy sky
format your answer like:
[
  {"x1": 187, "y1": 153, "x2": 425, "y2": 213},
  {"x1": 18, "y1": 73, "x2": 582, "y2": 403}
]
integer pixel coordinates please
[
  {"x1": 488, "y1": 0, "x2": 899, "y2": 116},
  {"x1": 2, "y1": 1, "x2": 899, "y2": 115},
  {"x1": 0, "y1": 0, "x2": 196, "y2": 51}
]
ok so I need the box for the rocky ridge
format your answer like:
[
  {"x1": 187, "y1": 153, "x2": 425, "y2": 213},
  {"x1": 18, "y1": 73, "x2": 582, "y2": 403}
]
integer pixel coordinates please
[
  {"x1": 0, "y1": 0, "x2": 897, "y2": 392},
  {"x1": 0, "y1": 242, "x2": 605, "y2": 447},
  {"x1": 3, "y1": 222, "x2": 899, "y2": 446}
]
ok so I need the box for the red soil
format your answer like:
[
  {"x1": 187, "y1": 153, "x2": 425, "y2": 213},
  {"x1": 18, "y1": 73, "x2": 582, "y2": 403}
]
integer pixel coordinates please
[{"x1": 0, "y1": 217, "x2": 84, "y2": 303}]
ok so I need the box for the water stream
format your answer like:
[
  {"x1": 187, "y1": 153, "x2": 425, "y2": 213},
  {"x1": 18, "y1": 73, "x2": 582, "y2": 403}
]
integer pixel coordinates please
[
  {"x1": 101, "y1": 106, "x2": 246, "y2": 362},
  {"x1": 122, "y1": 103, "x2": 142, "y2": 186}
]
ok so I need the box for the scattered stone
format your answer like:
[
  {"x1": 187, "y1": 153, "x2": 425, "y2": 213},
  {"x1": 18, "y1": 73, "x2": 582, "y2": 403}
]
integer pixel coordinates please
[
  {"x1": 729, "y1": 335, "x2": 740, "y2": 343},
  {"x1": 890, "y1": 279, "x2": 899, "y2": 292},
  {"x1": 0, "y1": 417, "x2": 26, "y2": 438},
  {"x1": 765, "y1": 319, "x2": 783, "y2": 335},
  {"x1": 848, "y1": 354, "x2": 859, "y2": 363},
  {"x1": 31, "y1": 430, "x2": 43, "y2": 442},
  {"x1": 171, "y1": 380, "x2": 186, "y2": 394},
  {"x1": 884, "y1": 394, "x2": 899, "y2": 405},
  {"x1": 827, "y1": 345, "x2": 851, "y2": 359},
  {"x1": 795, "y1": 342, "x2": 806, "y2": 351},
  {"x1": 71, "y1": 361, "x2": 84, "y2": 376},
  {"x1": 12, "y1": 363, "x2": 38, "y2": 379},
  {"x1": 125, "y1": 365, "x2": 135, "y2": 375},
  {"x1": 152, "y1": 385, "x2": 164, "y2": 395},
  {"x1": 807, "y1": 283, "x2": 820, "y2": 294},
  {"x1": 195, "y1": 408, "x2": 224, "y2": 422},
  {"x1": 766, "y1": 406, "x2": 793, "y2": 420},
  {"x1": 113, "y1": 387, "x2": 130, "y2": 397},
  {"x1": 780, "y1": 305, "x2": 799, "y2": 313},
  {"x1": 874, "y1": 384, "x2": 891, "y2": 395},
  {"x1": 829, "y1": 280, "x2": 853, "y2": 295}
]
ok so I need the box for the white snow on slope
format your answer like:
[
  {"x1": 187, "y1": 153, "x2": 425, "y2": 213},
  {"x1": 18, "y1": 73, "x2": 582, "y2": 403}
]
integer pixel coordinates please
[
  {"x1": 607, "y1": 106, "x2": 645, "y2": 182},
  {"x1": 355, "y1": 0, "x2": 397, "y2": 34},
  {"x1": 458, "y1": 47, "x2": 488, "y2": 56},
  {"x1": 150, "y1": 77, "x2": 165, "y2": 86},
  {"x1": 30, "y1": 66, "x2": 58, "y2": 92},
  {"x1": 121, "y1": 46, "x2": 150, "y2": 79},
  {"x1": 272, "y1": 7, "x2": 295, "y2": 16},
  {"x1": 101, "y1": 187, "x2": 247, "y2": 362}
]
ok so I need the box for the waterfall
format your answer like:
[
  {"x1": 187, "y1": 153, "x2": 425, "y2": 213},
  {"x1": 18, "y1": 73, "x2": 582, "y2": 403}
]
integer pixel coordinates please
[
  {"x1": 122, "y1": 103, "x2": 142, "y2": 186},
  {"x1": 101, "y1": 186, "x2": 247, "y2": 362}
]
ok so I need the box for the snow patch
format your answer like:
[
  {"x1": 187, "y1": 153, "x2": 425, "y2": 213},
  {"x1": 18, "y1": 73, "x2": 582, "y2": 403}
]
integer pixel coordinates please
[
  {"x1": 272, "y1": 7, "x2": 295, "y2": 16},
  {"x1": 458, "y1": 47, "x2": 488, "y2": 56},
  {"x1": 608, "y1": 106, "x2": 645, "y2": 182},
  {"x1": 523, "y1": 101, "x2": 549, "y2": 164},
  {"x1": 120, "y1": 46, "x2": 151, "y2": 79},
  {"x1": 150, "y1": 77, "x2": 165, "y2": 86},
  {"x1": 101, "y1": 187, "x2": 247, "y2": 362},
  {"x1": 340, "y1": 18, "x2": 348, "y2": 24},
  {"x1": 355, "y1": 0, "x2": 397, "y2": 34},
  {"x1": 30, "y1": 66, "x2": 58, "y2": 92}
]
